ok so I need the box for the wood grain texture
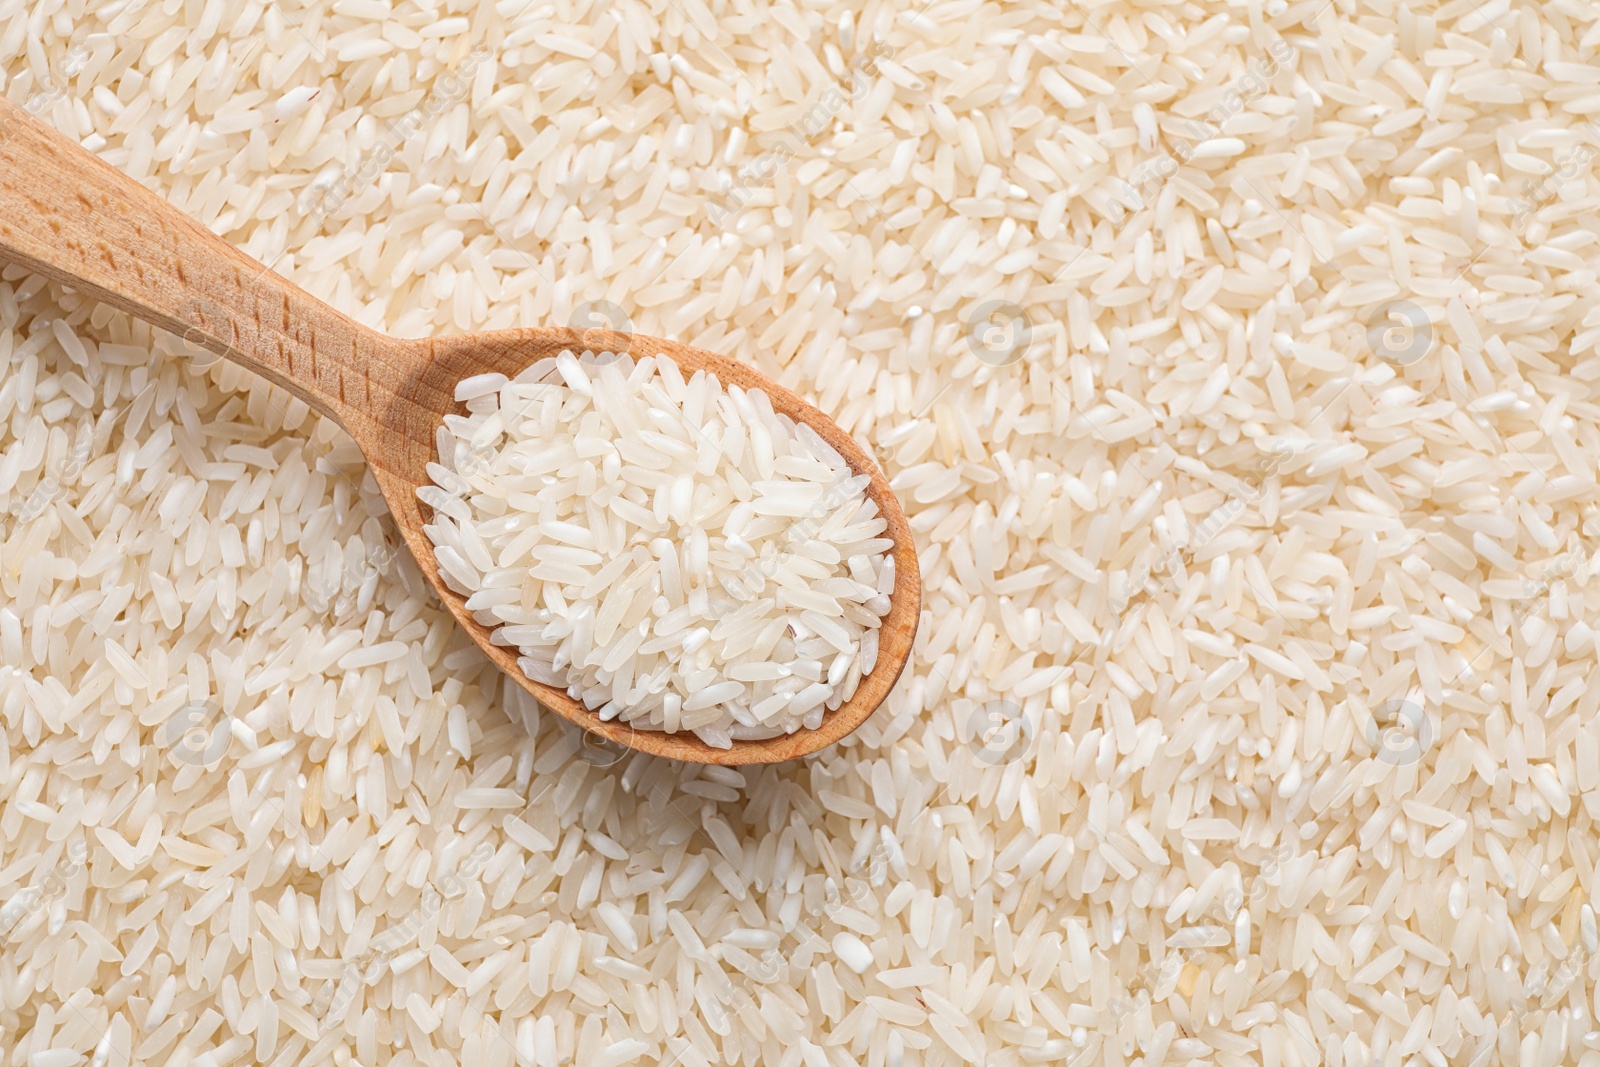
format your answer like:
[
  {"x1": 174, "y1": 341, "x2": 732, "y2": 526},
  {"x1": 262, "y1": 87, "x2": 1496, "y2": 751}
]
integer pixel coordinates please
[
  {"x1": 0, "y1": 98, "x2": 390, "y2": 435},
  {"x1": 0, "y1": 96, "x2": 922, "y2": 765}
]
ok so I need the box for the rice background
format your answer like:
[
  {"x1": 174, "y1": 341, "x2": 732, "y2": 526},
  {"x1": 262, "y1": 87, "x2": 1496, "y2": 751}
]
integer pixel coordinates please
[{"x1": 1, "y1": 0, "x2": 1599, "y2": 1064}]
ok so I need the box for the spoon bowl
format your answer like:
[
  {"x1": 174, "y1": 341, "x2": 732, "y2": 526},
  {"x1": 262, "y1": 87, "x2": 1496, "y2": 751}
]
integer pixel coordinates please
[
  {"x1": 0, "y1": 97, "x2": 921, "y2": 764},
  {"x1": 378, "y1": 327, "x2": 922, "y2": 763}
]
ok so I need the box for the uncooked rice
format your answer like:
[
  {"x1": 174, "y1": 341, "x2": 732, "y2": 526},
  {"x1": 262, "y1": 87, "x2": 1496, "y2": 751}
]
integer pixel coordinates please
[
  {"x1": 2, "y1": 0, "x2": 1600, "y2": 1065},
  {"x1": 421, "y1": 350, "x2": 893, "y2": 746}
]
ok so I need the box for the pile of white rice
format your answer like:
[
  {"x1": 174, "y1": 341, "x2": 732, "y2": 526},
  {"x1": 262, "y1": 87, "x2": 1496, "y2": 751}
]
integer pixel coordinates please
[
  {"x1": 421, "y1": 351, "x2": 894, "y2": 746},
  {"x1": 3, "y1": 0, "x2": 1599, "y2": 1064}
]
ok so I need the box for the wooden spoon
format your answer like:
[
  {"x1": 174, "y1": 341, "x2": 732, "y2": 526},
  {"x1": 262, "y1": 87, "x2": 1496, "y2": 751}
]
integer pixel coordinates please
[{"x1": 0, "y1": 97, "x2": 921, "y2": 765}]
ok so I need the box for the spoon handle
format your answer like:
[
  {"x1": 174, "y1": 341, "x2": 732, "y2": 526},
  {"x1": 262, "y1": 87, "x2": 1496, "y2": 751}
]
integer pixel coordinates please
[{"x1": 0, "y1": 96, "x2": 378, "y2": 430}]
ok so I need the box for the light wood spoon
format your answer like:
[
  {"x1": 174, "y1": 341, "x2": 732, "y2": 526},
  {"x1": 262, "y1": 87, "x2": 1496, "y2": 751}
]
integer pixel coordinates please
[{"x1": 0, "y1": 97, "x2": 921, "y2": 765}]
